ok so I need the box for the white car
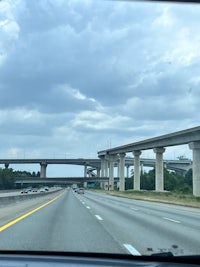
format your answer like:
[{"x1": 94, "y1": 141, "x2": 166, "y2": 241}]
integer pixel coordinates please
[{"x1": 39, "y1": 188, "x2": 45, "y2": 193}]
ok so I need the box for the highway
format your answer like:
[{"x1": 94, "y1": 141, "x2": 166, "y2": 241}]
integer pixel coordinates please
[{"x1": 0, "y1": 189, "x2": 199, "y2": 256}]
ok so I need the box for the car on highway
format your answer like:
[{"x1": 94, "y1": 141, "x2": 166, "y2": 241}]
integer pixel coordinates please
[
  {"x1": 77, "y1": 188, "x2": 84, "y2": 194},
  {"x1": 0, "y1": 0, "x2": 200, "y2": 266},
  {"x1": 21, "y1": 189, "x2": 28, "y2": 194},
  {"x1": 32, "y1": 188, "x2": 38, "y2": 192},
  {"x1": 39, "y1": 188, "x2": 45, "y2": 193}
]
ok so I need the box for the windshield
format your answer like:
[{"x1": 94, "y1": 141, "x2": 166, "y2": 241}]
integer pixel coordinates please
[{"x1": 0, "y1": 0, "x2": 200, "y2": 257}]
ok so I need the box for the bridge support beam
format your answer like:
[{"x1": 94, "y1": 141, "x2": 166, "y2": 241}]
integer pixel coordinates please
[
  {"x1": 104, "y1": 160, "x2": 108, "y2": 177},
  {"x1": 154, "y1": 147, "x2": 165, "y2": 191},
  {"x1": 119, "y1": 153, "x2": 126, "y2": 191},
  {"x1": 96, "y1": 167, "x2": 102, "y2": 188},
  {"x1": 189, "y1": 142, "x2": 200, "y2": 196},
  {"x1": 97, "y1": 168, "x2": 100, "y2": 177},
  {"x1": 100, "y1": 156, "x2": 105, "y2": 177},
  {"x1": 40, "y1": 163, "x2": 47, "y2": 178},
  {"x1": 109, "y1": 160, "x2": 114, "y2": 190},
  {"x1": 84, "y1": 165, "x2": 87, "y2": 177},
  {"x1": 100, "y1": 157, "x2": 105, "y2": 189},
  {"x1": 133, "y1": 150, "x2": 141, "y2": 190},
  {"x1": 84, "y1": 165, "x2": 87, "y2": 188},
  {"x1": 107, "y1": 155, "x2": 118, "y2": 190},
  {"x1": 104, "y1": 160, "x2": 108, "y2": 190}
]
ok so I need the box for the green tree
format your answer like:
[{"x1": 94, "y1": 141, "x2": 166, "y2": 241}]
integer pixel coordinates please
[
  {"x1": 184, "y1": 168, "x2": 192, "y2": 186},
  {"x1": 141, "y1": 169, "x2": 155, "y2": 190},
  {"x1": 0, "y1": 168, "x2": 15, "y2": 189},
  {"x1": 125, "y1": 177, "x2": 133, "y2": 190},
  {"x1": 164, "y1": 168, "x2": 178, "y2": 191}
]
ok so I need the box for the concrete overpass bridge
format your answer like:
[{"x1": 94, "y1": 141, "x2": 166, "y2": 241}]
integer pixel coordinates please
[
  {"x1": 15, "y1": 177, "x2": 119, "y2": 185},
  {"x1": 124, "y1": 157, "x2": 192, "y2": 176},
  {"x1": 0, "y1": 159, "x2": 101, "y2": 178},
  {"x1": 98, "y1": 126, "x2": 200, "y2": 196},
  {"x1": 0, "y1": 157, "x2": 192, "y2": 178}
]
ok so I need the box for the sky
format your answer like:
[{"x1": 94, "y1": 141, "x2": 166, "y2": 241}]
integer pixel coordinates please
[{"x1": 0, "y1": 0, "x2": 200, "y2": 176}]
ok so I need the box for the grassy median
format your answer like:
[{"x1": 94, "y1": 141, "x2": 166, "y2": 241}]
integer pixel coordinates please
[{"x1": 89, "y1": 189, "x2": 200, "y2": 208}]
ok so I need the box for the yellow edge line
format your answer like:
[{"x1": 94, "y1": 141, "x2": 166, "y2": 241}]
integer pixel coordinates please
[{"x1": 0, "y1": 191, "x2": 65, "y2": 232}]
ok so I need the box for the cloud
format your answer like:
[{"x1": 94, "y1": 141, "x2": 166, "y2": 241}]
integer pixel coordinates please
[{"x1": 0, "y1": 0, "x2": 199, "y2": 175}]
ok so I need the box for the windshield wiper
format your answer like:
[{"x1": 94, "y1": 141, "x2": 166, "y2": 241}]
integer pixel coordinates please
[{"x1": 151, "y1": 252, "x2": 174, "y2": 257}]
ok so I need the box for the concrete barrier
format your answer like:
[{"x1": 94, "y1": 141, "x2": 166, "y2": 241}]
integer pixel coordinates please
[{"x1": 0, "y1": 188, "x2": 63, "y2": 206}]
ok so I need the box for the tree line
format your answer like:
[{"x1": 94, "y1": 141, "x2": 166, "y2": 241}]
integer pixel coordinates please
[
  {"x1": 125, "y1": 168, "x2": 192, "y2": 193},
  {"x1": 0, "y1": 168, "x2": 40, "y2": 190},
  {"x1": 0, "y1": 166, "x2": 193, "y2": 193}
]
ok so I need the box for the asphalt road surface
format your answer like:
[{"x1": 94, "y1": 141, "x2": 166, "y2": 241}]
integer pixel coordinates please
[{"x1": 0, "y1": 189, "x2": 199, "y2": 256}]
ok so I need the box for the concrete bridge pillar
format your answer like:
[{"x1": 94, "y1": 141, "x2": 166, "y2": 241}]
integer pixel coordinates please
[
  {"x1": 109, "y1": 160, "x2": 114, "y2": 190},
  {"x1": 97, "y1": 168, "x2": 100, "y2": 177},
  {"x1": 107, "y1": 155, "x2": 118, "y2": 190},
  {"x1": 96, "y1": 167, "x2": 102, "y2": 188},
  {"x1": 100, "y1": 156, "x2": 105, "y2": 177},
  {"x1": 133, "y1": 150, "x2": 141, "y2": 190},
  {"x1": 104, "y1": 160, "x2": 108, "y2": 190},
  {"x1": 84, "y1": 165, "x2": 87, "y2": 177},
  {"x1": 40, "y1": 163, "x2": 47, "y2": 178},
  {"x1": 117, "y1": 161, "x2": 119, "y2": 178},
  {"x1": 189, "y1": 142, "x2": 200, "y2": 196},
  {"x1": 100, "y1": 157, "x2": 106, "y2": 189},
  {"x1": 104, "y1": 160, "x2": 108, "y2": 177},
  {"x1": 119, "y1": 153, "x2": 126, "y2": 191},
  {"x1": 126, "y1": 165, "x2": 130, "y2": 178},
  {"x1": 153, "y1": 147, "x2": 165, "y2": 191},
  {"x1": 84, "y1": 165, "x2": 87, "y2": 188}
]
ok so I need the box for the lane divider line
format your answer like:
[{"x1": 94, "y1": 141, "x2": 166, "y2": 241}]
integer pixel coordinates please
[
  {"x1": 131, "y1": 207, "x2": 139, "y2": 211},
  {"x1": 86, "y1": 206, "x2": 91, "y2": 209},
  {"x1": 123, "y1": 244, "x2": 141, "y2": 256},
  {"x1": 162, "y1": 217, "x2": 181, "y2": 224},
  {"x1": 95, "y1": 215, "x2": 103, "y2": 221},
  {"x1": 0, "y1": 192, "x2": 65, "y2": 232}
]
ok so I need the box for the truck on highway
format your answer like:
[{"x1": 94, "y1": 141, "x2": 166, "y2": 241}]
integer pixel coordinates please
[{"x1": 72, "y1": 184, "x2": 78, "y2": 190}]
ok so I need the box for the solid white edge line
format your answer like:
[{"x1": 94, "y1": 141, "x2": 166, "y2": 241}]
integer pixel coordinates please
[
  {"x1": 95, "y1": 215, "x2": 103, "y2": 221},
  {"x1": 123, "y1": 244, "x2": 141, "y2": 256},
  {"x1": 162, "y1": 217, "x2": 181, "y2": 223}
]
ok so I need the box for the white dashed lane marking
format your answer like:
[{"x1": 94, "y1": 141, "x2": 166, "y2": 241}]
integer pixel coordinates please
[
  {"x1": 95, "y1": 215, "x2": 103, "y2": 221},
  {"x1": 162, "y1": 217, "x2": 181, "y2": 224},
  {"x1": 123, "y1": 244, "x2": 141, "y2": 256}
]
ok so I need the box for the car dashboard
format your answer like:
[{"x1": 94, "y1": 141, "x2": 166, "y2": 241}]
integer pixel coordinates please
[{"x1": 0, "y1": 251, "x2": 199, "y2": 267}]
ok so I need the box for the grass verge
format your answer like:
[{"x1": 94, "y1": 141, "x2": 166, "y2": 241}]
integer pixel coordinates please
[{"x1": 89, "y1": 189, "x2": 200, "y2": 208}]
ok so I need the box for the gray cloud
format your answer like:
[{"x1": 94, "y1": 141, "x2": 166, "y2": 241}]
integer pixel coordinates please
[{"x1": 0, "y1": 0, "x2": 199, "y2": 173}]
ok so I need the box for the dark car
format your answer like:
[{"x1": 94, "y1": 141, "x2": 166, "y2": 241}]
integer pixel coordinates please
[
  {"x1": 32, "y1": 188, "x2": 38, "y2": 192},
  {"x1": 21, "y1": 189, "x2": 28, "y2": 194}
]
